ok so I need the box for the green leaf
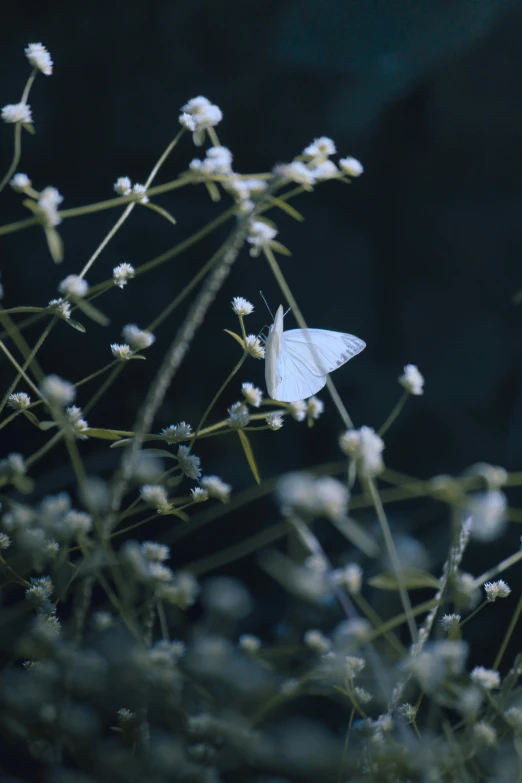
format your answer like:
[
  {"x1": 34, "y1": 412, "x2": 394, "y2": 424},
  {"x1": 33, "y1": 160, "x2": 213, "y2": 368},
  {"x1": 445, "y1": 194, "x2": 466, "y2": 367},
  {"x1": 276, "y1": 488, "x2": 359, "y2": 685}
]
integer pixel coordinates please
[
  {"x1": 73, "y1": 298, "x2": 110, "y2": 326},
  {"x1": 368, "y1": 568, "x2": 441, "y2": 591},
  {"x1": 38, "y1": 420, "x2": 57, "y2": 431},
  {"x1": 67, "y1": 319, "x2": 86, "y2": 333},
  {"x1": 224, "y1": 329, "x2": 246, "y2": 350},
  {"x1": 140, "y1": 448, "x2": 177, "y2": 459},
  {"x1": 269, "y1": 241, "x2": 292, "y2": 257},
  {"x1": 266, "y1": 196, "x2": 304, "y2": 221},
  {"x1": 84, "y1": 428, "x2": 131, "y2": 441},
  {"x1": 144, "y1": 202, "x2": 177, "y2": 225},
  {"x1": 237, "y1": 430, "x2": 261, "y2": 484},
  {"x1": 109, "y1": 438, "x2": 134, "y2": 448},
  {"x1": 22, "y1": 411, "x2": 40, "y2": 427},
  {"x1": 329, "y1": 515, "x2": 378, "y2": 558},
  {"x1": 44, "y1": 227, "x2": 64, "y2": 264}
]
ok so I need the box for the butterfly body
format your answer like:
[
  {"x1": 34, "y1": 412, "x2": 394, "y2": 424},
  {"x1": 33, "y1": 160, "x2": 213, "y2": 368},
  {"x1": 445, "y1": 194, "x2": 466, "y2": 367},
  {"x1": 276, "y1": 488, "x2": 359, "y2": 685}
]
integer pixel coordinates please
[{"x1": 264, "y1": 305, "x2": 365, "y2": 402}]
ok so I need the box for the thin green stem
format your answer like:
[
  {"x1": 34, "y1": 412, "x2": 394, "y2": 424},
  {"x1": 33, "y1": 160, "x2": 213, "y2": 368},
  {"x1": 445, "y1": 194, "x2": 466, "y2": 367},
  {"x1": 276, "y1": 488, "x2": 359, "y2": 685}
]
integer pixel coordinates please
[
  {"x1": 367, "y1": 477, "x2": 418, "y2": 643},
  {"x1": 493, "y1": 595, "x2": 522, "y2": 670},
  {"x1": 189, "y1": 354, "x2": 247, "y2": 451},
  {"x1": 379, "y1": 390, "x2": 409, "y2": 437}
]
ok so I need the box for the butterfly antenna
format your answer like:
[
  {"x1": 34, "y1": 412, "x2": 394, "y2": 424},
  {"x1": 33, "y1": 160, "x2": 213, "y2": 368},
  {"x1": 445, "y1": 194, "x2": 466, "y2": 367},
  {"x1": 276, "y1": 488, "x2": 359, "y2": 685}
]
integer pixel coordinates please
[
  {"x1": 259, "y1": 290, "x2": 274, "y2": 320},
  {"x1": 283, "y1": 306, "x2": 292, "y2": 317}
]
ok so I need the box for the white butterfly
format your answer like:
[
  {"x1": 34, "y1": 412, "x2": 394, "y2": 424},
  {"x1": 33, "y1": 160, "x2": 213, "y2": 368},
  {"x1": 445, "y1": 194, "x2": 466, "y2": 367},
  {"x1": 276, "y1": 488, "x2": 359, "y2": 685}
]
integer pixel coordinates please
[{"x1": 264, "y1": 305, "x2": 366, "y2": 402}]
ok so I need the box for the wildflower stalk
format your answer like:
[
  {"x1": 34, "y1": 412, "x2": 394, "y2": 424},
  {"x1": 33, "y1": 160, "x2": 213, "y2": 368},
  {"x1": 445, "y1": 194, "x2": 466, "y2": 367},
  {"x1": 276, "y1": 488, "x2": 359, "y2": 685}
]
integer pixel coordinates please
[
  {"x1": 379, "y1": 390, "x2": 409, "y2": 436},
  {"x1": 366, "y1": 477, "x2": 418, "y2": 642},
  {"x1": 110, "y1": 216, "x2": 252, "y2": 518},
  {"x1": 189, "y1": 354, "x2": 247, "y2": 451},
  {"x1": 493, "y1": 594, "x2": 522, "y2": 670}
]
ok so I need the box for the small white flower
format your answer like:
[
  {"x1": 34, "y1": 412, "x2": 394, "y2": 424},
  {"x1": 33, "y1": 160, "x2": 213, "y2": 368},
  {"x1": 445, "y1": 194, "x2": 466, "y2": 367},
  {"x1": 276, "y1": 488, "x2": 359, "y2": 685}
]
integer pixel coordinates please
[
  {"x1": 304, "y1": 629, "x2": 330, "y2": 654},
  {"x1": 131, "y1": 183, "x2": 148, "y2": 203},
  {"x1": 111, "y1": 343, "x2": 132, "y2": 361},
  {"x1": 161, "y1": 422, "x2": 193, "y2": 443},
  {"x1": 200, "y1": 475, "x2": 231, "y2": 503},
  {"x1": 399, "y1": 364, "x2": 424, "y2": 395},
  {"x1": 484, "y1": 580, "x2": 511, "y2": 602},
  {"x1": 232, "y1": 297, "x2": 254, "y2": 316},
  {"x1": 274, "y1": 161, "x2": 315, "y2": 187},
  {"x1": 25, "y1": 43, "x2": 53, "y2": 75},
  {"x1": 176, "y1": 446, "x2": 201, "y2": 480},
  {"x1": 37, "y1": 186, "x2": 63, "y2": 227},
  {"x1": 227, "y1": 402, "x2": 250, "y2": 429},
  {"x1": 314, "y1": 476, "x2": 349, "y2": 520},
  {"x1": 140, "y1": 484, "x2": 170, "y2": 512},
  {"x1": 141, "y1": 541, "x2": 170, "y2": 562},
  {"x1": 302, "y1": 137, "x2": 336, "y2": 162},
  {"x1": 339, "y1": 426, "x2": 384, "y2": 477},
  {"x1": 306, "y1": 396, "x2": 324, "y2": 420},
  {"x1": 40, "y1": 375, "x2": 76, "y2": 407},
  {"x1": 473, "y1": 721, "x2": 497, "y2": 747},
  {"x1": 242, "y1": 382, "x2": 263, "y2": 407},
  {"x1": 59, "y1": 275, "x2": 88, "y2": 299},
  {"x1": 339, "y1": 156, "x2": 364, "y2": 177},
  {"x1": 354, "y1": 686, "x2": 373, "y2": 705},
  {"x1": 226, "y1": 177, "x2": 266, "y2": 204},
  {"x1": 288, "y1": 400, "x2": 306, "y2": 421},
  {"x1": 468, "y1": 490, "x2": 507, "y2": 542},
  {"x1": 1, "y1": 103, "x2": 32, "y2": 124},
  {"x1": 244, "y1": 335, "x2": 265, "y2": 359},
  {"x1": 504, "y1": 707, "x2": 522, "y2": 732},
  {"x1": 48, "y1": 298, "x2": 71, "y2": 320},
  {"x1": 189, "y1": 145, "x2": 233, "y2": 175},
  {"x1": 311, "y1": 160, "x2": 338, "y2": 181},
  {"x1": 114, "y1": 177, "x2": 132, "y2": 195},
  {"x1": 122, "y1": 324, "x2": 155, "y2": 351},
  {"x1": 0, "y1": 533, "x2": 11, "y2": 550},
  {"x1": 333, "y1": 563, "x2": 363, "y2": 594},
  {"x1": 397, "y1": 703, "x2": 417, "y2": 723},
  {"x1": 10, "y1": 173, "x2": 31, "y2": 191},
  {"x1": 247, "y1": 220, "x2": 278, "y2": 257},
  {"x1": 190, "y1": 487, "x2": 208, "y2": 503},
  {"x1": 440, "y1": 614, "x2": 461, "y2": 632},
  {"x1": 239, "y1": 634, "x2": 261, "y2": 654},
  {"x1": 65, "y1": 406, "x2": 89, "y2": 439},
  {"x1": 346, "y1": 656, "x2": 366, "y2": 678},
  {"x1": 179, "y1": 96, "x2": 223, "y2": 146},
  {"x1": 63, "y1": 510, "x2": 92, "y2": 535},
  {"x1": 266, "y1": 412, "x2": 284, "y2": 430},
  {"x1": 470, "y1": 666, "x2": 501, "y2": 690},
  {"x1": 113, "y1": 263, "x2": 135, "y2": 289},
  {"x1": 0, "y1": 453, "x2": 26, "y2": 479},
  {"x1": 7, "y1": 392, "x2": 31, "y2": 410}
]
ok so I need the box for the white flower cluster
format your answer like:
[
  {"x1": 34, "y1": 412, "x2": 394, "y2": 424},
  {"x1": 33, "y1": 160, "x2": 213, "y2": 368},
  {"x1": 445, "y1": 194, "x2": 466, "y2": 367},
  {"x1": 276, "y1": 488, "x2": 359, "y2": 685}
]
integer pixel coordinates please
[
  {"x1": 273, "y1": 137, "x2": 363, "y2": 190},
  {"x1": 48, "y1": 298, "x2": 71, "y2": 320},
  {"x1": 246, "y1": 220, "x2": 278, "y2": 257},
  {"x1": 59, "y1": 275, "x2": 89, "y2": 299},
  {"x1": 277, "y1": 472, "x2": 349, "y2": 521},
  {"x1": 113, "y1": 177, "x2": 148, "y2": 202},
  {"x1": 40, "y1": 375, "x2": 76, "y2": 407},
  {"x1": 1, "y1": 103, "x2": 32, "y2": 125},
  {"x1": 161, "y1": 421, "x2": 193, "y2": 443},
  {"x1": 339, "y1": 425, "x2": 384, "y2": 477},
  {"x1": 113, "y1": 263, "x2": 135, "y2": 289},
  {"x1": 231, "y1": 296, "x2": 254, "y2": 316},
  {"x1": 25, "y1": 43, "x2": 53, "y2": 75},
  {"x1": 37, "y1": 187, "x2": 63, "y2": 227},
  {"x1": 179, "y1": 96, "x2": 223, "y2": 146},
  {"x1": 10, "y1": 173, "x2": 31, "y2": 192},
  {"x1": 190, "y1": 146, "x2": 233, "y2": 176},
  {"x1": 399, "y1": 364, "x2": 424, "y2": 395}
]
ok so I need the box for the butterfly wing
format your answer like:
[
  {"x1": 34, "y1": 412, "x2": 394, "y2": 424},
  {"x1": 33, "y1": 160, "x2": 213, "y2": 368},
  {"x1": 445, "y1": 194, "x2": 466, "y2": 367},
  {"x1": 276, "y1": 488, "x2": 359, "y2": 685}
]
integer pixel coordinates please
[
  {"x1": 283, "y1": 329, "x2": 366, "y2": 375},
  {"x1": 268, "y1": 328, "x2": 365, "y2": 402}
]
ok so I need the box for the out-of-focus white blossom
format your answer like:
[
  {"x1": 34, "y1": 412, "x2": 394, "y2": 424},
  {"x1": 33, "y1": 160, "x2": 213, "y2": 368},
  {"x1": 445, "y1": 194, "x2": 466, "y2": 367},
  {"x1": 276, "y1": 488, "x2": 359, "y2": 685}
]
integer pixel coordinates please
[
  {"x1": 399, "y1": 364, "x2": 424, "y2": 395},
  {"x1": 25, "y1": 43, "x2": 53, "y2": 75}
]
